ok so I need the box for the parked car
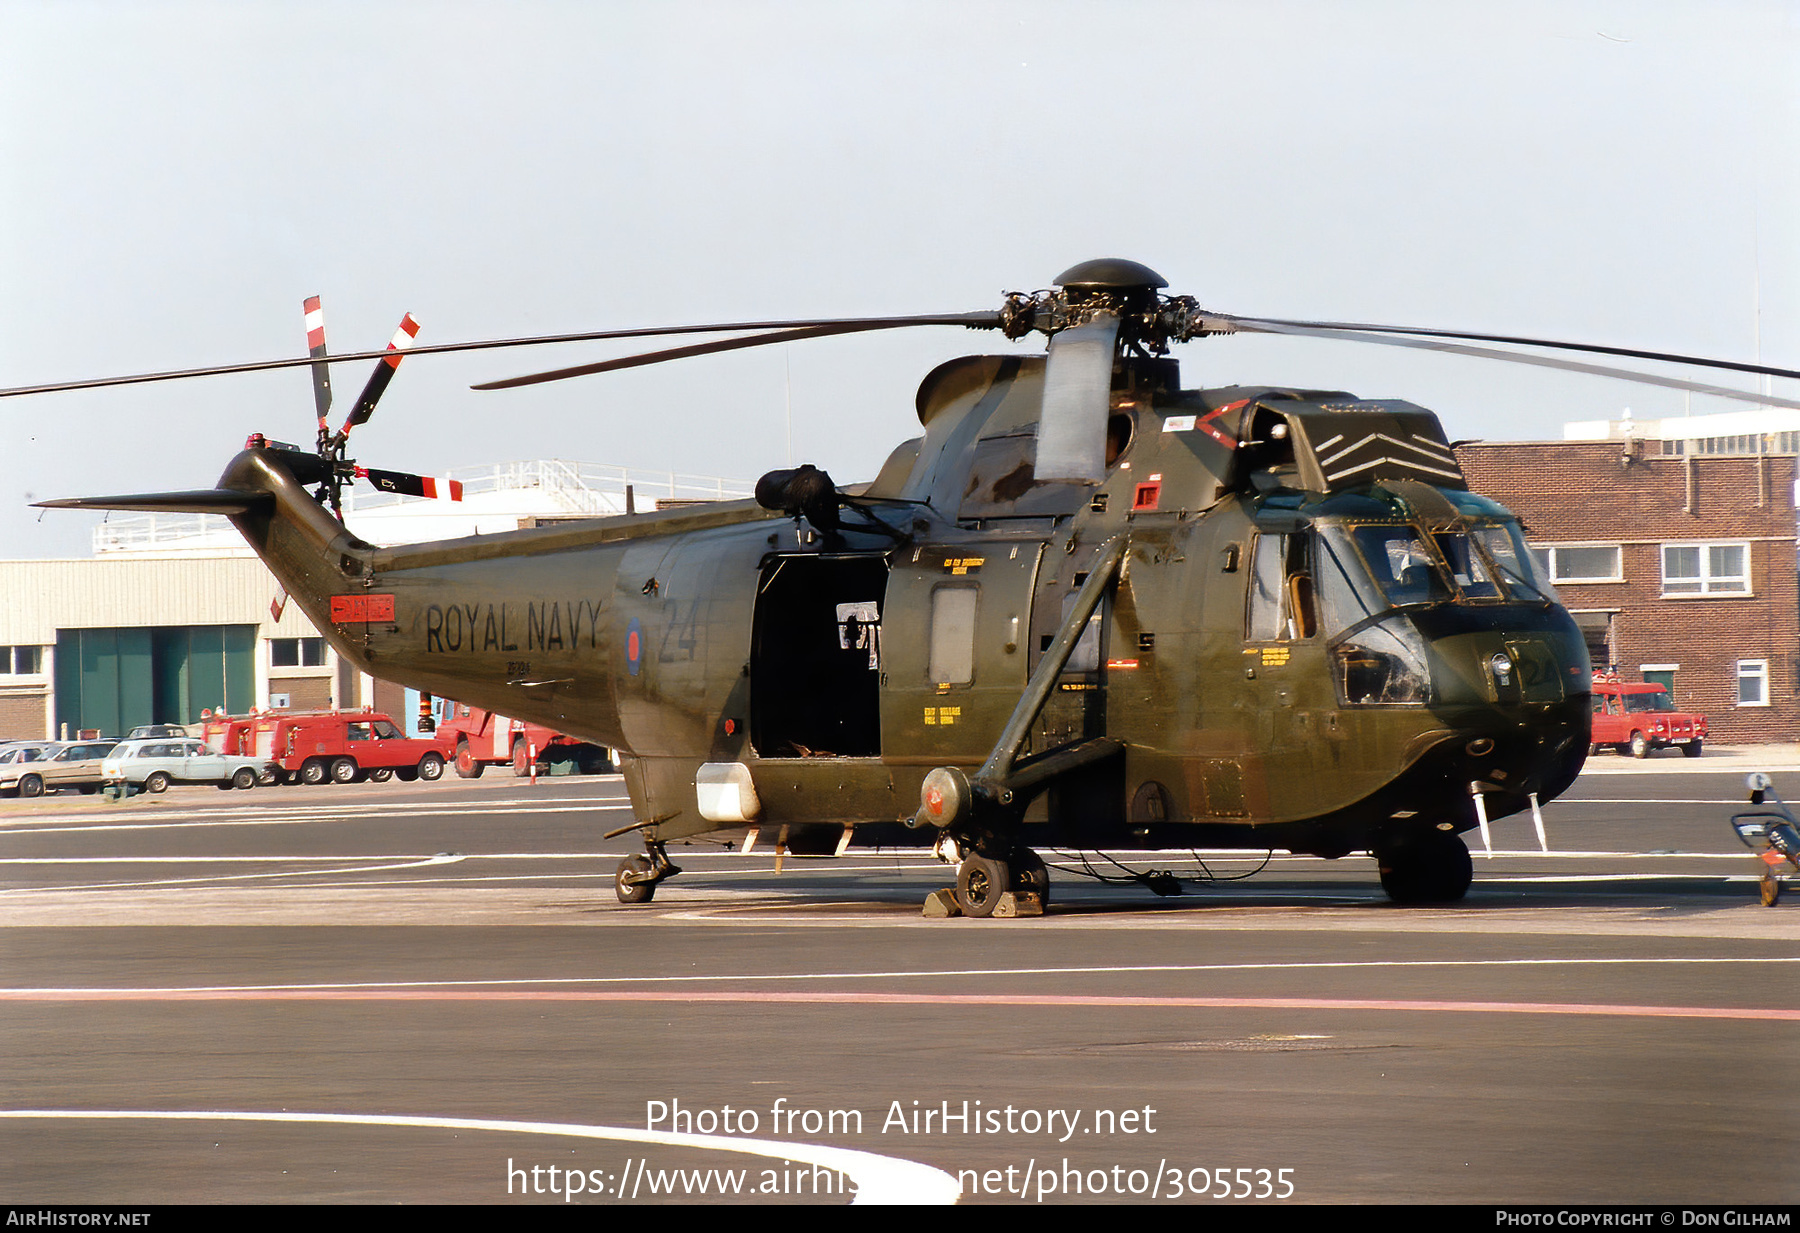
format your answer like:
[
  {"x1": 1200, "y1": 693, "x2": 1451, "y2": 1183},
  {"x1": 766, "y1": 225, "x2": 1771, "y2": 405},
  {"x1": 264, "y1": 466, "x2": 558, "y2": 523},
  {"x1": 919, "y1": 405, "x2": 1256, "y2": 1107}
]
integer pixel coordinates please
[
  {"x1": 0, "y1": 740, "x2": 118, "y2": 796},
  {"x1": 101, "y1": 738, "x2": 273, "y2": 792},
  {"x1": 1591, "y1": 674, "x2": 1708, "y2": 758},
  {"x1": 126, "y1": 724, "x2": 191, "y2": 740},
  {"x1": 253, "y1": 709, "x2": 452, "y2": 784},
  {"x1": 0, "y1": 742, "x2": 61, "y2": 797}
]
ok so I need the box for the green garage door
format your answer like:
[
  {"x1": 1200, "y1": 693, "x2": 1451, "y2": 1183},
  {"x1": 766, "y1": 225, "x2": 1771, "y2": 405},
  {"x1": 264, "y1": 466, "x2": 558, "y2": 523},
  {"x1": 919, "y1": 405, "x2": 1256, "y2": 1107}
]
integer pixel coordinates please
[{"x1": 55, "y1": 625, "x2": 255, "y2": 737}]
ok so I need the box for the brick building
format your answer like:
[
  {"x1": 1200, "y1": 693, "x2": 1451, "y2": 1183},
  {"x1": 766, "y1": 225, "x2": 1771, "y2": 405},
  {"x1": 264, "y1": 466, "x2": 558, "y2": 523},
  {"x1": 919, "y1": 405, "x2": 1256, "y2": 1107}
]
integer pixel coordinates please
[{"x1": 1455, "y1": 440, "x2": 1799, "y2": 744}]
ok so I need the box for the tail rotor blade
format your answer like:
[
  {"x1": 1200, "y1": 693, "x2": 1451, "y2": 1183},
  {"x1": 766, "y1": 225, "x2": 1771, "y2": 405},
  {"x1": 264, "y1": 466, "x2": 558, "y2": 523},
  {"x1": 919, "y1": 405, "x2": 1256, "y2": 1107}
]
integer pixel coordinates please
[
  {"x1": 340, "y1": 313, "x2": 421, "y2": 436},
  {"x1": 303, "y1": 295, "x2": 332, "y2": 426},
  {"x1": 1036, "y1": 312, "x2": 1120, "y2": 483},
  {"x1": 355, "y1": 465, "x2": 463, "y2": 501}
]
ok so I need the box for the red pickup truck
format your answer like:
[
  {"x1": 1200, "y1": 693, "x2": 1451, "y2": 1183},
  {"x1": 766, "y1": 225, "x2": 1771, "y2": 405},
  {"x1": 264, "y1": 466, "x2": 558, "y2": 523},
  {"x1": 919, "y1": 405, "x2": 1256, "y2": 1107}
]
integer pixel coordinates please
[
  {"x1": 253, "y1": 709, "x2": 453, "y2": 784},
  {"x1": 1590, "y1": 676, "x2": 1707, "y2": 758}
]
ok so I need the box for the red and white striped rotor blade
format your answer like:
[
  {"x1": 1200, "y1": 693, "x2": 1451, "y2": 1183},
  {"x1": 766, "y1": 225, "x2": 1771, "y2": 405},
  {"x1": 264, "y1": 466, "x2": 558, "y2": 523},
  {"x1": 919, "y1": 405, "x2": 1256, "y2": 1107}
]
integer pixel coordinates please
[
  {"x1": 340, "y1": 313, "x2": 420, "y2": 435},
  {"x1": 303, "y1": 295, "x2": 332, "y2": 425},
  {"x1": 355, "y1": 466, "x2": 463, "y2": 501}
]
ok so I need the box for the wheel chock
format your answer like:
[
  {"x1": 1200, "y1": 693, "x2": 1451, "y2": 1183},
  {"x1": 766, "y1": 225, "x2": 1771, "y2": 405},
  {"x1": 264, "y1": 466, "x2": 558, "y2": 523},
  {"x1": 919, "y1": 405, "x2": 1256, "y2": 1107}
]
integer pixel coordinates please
[
  {"x1": 993, "y1": 891, "x2": 1043, "y2": 919},
  {"x1": 922, "y1": 888, "x2": 961, "y2": 918}
]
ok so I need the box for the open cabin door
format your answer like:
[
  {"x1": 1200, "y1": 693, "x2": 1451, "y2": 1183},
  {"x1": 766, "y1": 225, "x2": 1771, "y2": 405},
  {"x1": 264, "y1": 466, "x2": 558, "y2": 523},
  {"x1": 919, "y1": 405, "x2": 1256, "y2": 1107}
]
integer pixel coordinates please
[
  {"x1": 749, "y1": 554, "x2": 888, "y2": 758},
  {"x1": 880, "y1": 541, "x2": 1046, "y2": 769}
]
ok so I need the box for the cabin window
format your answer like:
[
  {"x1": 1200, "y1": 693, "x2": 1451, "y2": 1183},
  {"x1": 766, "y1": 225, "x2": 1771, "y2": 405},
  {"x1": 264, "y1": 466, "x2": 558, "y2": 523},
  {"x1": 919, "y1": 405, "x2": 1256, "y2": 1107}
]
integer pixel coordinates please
[{"x1": 929, "y1": 586, "x2": 978, "y2": 685}]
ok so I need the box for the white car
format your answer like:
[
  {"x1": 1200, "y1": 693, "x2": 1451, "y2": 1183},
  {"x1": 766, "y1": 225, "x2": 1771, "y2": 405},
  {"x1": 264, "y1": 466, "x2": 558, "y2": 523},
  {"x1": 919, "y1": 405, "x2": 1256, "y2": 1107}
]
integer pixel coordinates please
[{"x1": 101, "y1": 738, "x2": 272, "y2": 793}]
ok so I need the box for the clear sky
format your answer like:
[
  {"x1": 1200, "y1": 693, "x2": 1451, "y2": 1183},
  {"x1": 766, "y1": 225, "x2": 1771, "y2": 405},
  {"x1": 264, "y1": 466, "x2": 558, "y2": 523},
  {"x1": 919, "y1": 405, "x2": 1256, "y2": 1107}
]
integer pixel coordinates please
[{"x1": 2, "y1": 0, "x2": 1795, "y2": 556}]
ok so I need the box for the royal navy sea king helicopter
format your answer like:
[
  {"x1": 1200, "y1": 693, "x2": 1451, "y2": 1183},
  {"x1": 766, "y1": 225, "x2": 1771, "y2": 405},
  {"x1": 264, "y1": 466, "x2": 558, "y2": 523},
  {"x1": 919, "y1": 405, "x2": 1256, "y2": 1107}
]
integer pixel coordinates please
[{"x1": 22, "y1": 259, "x2": 1800, "y2": 916}]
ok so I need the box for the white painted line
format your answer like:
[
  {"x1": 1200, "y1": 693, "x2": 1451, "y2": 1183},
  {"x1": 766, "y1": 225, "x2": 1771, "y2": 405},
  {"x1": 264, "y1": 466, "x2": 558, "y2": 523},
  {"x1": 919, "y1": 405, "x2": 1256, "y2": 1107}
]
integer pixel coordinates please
[
  {"x1": 8, "y1": 954, "x2": 1795, "y2": 999},
  {"x1": 0, "y1": 1109, "x2": 959, "y2": 1205},
  {"x1": 0, "y1": 854, "x2": 465, "y2": 895}
]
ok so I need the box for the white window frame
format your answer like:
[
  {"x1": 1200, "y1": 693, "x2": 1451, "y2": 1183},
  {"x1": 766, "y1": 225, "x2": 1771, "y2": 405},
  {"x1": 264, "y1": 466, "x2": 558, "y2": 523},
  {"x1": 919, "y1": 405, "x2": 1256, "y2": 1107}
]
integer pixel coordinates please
[
  {"x1": 1737, "y1": 659, "x2": 1770, "y2": 707},
  {"x1": 1532, "y1": 543, "x2": 1623, "y2": 585},
  {"x1": 1661, "y1": 541, "x2": 1750, "y2": 597}
]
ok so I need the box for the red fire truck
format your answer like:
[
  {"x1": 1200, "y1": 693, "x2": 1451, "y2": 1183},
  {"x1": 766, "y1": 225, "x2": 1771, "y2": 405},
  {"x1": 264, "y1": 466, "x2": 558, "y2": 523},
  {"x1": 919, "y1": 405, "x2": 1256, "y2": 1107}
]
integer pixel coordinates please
[
  {"x1": 432, "y1": 700, "x2": 613, "y2": 778},
  {"x1": 1590, "y1": 673, "x2": 1708, "y2": 758},
  {"x1": 252, "y1": 709, "x2": 454, "y2": 784}
]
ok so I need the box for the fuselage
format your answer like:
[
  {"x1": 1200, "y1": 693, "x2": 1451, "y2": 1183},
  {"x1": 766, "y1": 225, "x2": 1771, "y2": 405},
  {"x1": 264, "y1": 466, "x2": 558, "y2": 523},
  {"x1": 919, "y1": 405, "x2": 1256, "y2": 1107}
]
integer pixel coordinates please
[{"x1": 222, "y1": 354, "x2": 1591, "y2": 855}]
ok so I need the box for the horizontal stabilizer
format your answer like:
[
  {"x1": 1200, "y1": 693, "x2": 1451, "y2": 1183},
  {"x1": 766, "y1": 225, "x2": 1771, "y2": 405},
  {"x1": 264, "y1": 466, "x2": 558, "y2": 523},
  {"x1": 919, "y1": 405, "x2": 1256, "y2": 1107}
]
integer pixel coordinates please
[{"x1": 34, "y1": 488, "x2": 273, "y2": 515}]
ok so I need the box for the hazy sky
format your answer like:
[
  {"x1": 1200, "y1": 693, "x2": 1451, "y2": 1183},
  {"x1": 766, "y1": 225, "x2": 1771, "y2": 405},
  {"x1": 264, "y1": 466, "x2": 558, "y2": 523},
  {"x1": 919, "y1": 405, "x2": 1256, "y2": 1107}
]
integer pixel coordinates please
[{"x1": 3, "y1": 0, "x2": 1795, "y2": 556}]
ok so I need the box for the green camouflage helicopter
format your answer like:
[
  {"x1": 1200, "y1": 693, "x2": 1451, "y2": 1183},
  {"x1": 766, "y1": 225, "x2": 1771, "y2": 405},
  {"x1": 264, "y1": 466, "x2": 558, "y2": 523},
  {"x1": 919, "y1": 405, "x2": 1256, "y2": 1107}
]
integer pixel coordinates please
[{"x1": 23, "y1": 259, "x2": 1800, "y2": 916}]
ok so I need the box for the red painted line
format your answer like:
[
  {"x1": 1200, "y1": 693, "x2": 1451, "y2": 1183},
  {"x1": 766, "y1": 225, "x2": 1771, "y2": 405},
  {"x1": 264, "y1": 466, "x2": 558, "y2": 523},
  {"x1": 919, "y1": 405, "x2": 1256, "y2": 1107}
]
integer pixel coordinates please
[{"x1": 1, "y1": 988, "x2": 1794, "y2": 1021}]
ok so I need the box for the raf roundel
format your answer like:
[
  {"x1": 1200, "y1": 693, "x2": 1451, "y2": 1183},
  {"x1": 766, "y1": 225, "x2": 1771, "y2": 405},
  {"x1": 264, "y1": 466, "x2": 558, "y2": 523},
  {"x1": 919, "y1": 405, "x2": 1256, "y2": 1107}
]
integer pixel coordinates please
[{"x1": 625, "y1": 618, "x2": 642, "y2": 677}]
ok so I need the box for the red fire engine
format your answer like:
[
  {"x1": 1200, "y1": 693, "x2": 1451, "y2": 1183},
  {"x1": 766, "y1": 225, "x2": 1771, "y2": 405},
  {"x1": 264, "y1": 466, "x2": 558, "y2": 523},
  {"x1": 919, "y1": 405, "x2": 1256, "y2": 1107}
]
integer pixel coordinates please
[
  {"x1": 251, "y1": 708, "x2": 454, "y2": 784},
  {"x1": 431, "y1": 699, "x2": 613, "y2": 778},
  {"x1": 1590, "y1": 671, "x2": 1708, "y2": 758}
]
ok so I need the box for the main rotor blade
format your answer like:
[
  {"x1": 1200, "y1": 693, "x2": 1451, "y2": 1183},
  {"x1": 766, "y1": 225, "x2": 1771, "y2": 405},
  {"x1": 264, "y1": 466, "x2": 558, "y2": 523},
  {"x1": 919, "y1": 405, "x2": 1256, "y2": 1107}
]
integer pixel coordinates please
[
  {"x1": 1218, "y1": 314, "x2": 1800, "y2": 382},
  {"x1": 1216, "y1": 317, "x2": 1800, "y2": 412},
  {"x1": 0, "y1": 311, "x2": 1000, "y2": 399},
  {"x1": 470, "y1": 316, "x2": 995, "y2": 391},
  {"x1": 1035, "y1": 312, "x2": 1119, "y2": 483}
]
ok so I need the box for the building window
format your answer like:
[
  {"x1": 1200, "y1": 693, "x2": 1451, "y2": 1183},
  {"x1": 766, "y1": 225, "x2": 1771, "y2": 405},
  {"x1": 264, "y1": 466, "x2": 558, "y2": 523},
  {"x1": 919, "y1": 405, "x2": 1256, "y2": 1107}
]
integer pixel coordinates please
[
  {"x1": 0, "y1": 646, "x2": 43, "y2": 675},
  {"x1": 1531, "y1": 544, "x2": 1622, "y2": 584},
  {"x1": 1661, "y1": 542, "x2": 1750, "y2": 596},
  {"x1": 1738, "y1": 659, "x2": 1770, "y2": 706},
  {"x1": 270, "y1": 637, "x2": 326, "y2": 668}
]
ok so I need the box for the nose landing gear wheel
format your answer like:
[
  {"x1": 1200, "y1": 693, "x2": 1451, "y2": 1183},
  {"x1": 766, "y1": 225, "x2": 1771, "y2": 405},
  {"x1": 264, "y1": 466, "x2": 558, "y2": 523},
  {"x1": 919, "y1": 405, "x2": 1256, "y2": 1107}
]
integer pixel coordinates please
[
  {"x1": 956, "y1": 854, "x2": 1011, "y2": 918},
  {"x1": 1377, "y1": 829, "x2": 1473, "y2": 904}
]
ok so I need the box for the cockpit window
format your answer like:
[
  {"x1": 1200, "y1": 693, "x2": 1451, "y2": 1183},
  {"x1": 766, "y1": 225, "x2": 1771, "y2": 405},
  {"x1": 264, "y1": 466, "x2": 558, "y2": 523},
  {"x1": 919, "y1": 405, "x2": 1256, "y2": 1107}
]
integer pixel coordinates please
[
  {"x1": 1433, "y1": 532, "x2": 1501, "y2": 599},
  {"x1": 1246, "y1": 532, "x2": 1319, "y2": 641},
  {"x1": 1472, "y1": 523, "x2": 1559, "y2": 603},
  {"x1": 1350, "y1": 526, "x2": 1453, "y2": 607}
]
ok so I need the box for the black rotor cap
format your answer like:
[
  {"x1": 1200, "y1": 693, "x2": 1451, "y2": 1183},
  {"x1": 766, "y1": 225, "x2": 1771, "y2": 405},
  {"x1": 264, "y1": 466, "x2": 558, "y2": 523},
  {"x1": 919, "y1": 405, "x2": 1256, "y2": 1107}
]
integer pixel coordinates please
[{"x1": 1054, "y1": 258, "x2": 1169, "y2": 294}]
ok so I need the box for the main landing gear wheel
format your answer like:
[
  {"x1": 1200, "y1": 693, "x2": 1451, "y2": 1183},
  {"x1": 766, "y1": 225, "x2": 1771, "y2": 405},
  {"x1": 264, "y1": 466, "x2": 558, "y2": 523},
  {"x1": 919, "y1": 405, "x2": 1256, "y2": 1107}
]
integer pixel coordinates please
[
  {"x1": 1762, "y1": 874, "x2": 1782, "y2": 907},
  {"x1": 616, "y1": 855, "x2": 657, "y2": 904},
  {"x1": 1012, "y1": 849, "x2": 1050, "y2": 906},
  {"x1": 1377, "y1": 829, "x2": 1473, "y2": 904},
  {"x1": 956, "y1": 854, "x2": 1010, "y2": 918}
]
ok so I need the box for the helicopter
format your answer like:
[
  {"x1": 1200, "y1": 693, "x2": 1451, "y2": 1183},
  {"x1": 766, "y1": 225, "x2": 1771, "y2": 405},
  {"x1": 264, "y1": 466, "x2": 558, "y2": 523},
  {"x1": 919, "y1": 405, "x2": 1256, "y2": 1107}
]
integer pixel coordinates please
[{"x1": 20, "y1": 258, "x2": 1800, "y2": 917}]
